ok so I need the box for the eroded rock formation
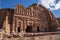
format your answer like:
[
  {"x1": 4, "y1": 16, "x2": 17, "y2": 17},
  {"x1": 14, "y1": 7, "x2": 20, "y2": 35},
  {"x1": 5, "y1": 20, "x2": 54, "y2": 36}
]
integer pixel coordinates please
[
  {"x1": 0, "y1": 3, "x2": 59, "y2": 34},
  {"x1": 57, "y1": 18, "x2": 60, "y2": 26}
]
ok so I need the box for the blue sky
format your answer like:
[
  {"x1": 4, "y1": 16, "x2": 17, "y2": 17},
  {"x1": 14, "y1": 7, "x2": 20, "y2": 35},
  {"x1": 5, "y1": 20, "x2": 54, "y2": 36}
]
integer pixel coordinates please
[{"x1": 0, "y1": 0, "x2": 60, "y2": 18}]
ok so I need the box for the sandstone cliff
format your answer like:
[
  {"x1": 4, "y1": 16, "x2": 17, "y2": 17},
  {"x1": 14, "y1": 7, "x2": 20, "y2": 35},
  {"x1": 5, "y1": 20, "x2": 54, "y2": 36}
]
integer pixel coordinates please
[
  {"x1": 0, "y1": 4, "x2": 59, "y2": 32},
  {"x1": 57, "y1": 18, "x2": 60, "y2": 25},
  {"x1": 0, "y1": 9, "x2": 14, "y2": 29},
  {"x1": 29, "y1": 3, "x2": 59, "y2": 31}
]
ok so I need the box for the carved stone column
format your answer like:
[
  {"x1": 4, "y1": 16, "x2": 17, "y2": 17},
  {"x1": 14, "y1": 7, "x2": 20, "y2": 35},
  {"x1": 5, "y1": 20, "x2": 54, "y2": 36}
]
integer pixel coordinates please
[
  {"x1": 12, "y1": 17, "x2": 15, "y2": 33},
  {"x1": 24, "y1": 20, "x2": 27, "y2": 32},
  {"x1": 5, "y1": 16, "x2": 10, "y2": 34}
]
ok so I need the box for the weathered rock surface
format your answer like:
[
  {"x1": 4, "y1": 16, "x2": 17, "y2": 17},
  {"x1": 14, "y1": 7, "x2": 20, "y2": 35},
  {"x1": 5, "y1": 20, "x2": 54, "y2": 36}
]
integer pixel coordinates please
[
  {"x1": 57, "y1": 18, "x2": 60, "y2": 26},
  {"x1": 0, "y1": 9, "x2": 14, "y2": 31},
  {"x1": 0, "y1": 3, "x2": 59, "y2": 33},
  {"x1": 29, "y1": 4, "x2": 59, "y2": 32}
]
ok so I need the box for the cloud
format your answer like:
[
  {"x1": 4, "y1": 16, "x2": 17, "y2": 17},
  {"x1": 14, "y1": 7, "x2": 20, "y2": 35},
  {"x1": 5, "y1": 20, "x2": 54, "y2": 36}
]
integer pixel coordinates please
[{"x1": 38, "y1": 0, "x2": 60, "y2": 10}]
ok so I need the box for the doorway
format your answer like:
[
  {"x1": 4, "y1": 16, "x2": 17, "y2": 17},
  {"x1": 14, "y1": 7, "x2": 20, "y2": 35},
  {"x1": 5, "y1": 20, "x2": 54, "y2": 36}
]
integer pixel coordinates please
[
  {"x1": 26, "y1": 26, "x2": 32, "y2": 32},
  {"x1": 18, "y1": 27, "x2": 21, "y2": 32},
  {"x1": 37, "y1": 26, "x2": 40, "y2": 32}
]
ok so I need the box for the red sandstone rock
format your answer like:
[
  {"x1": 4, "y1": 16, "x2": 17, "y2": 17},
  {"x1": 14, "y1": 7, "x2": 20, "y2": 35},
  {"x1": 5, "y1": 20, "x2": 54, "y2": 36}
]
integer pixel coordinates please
[{"x1": 0, "y1": 3, "x2": 59, "y2": 33}]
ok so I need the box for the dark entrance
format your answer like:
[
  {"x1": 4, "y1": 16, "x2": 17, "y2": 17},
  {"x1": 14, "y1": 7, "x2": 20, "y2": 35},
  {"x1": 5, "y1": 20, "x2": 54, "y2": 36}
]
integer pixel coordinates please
[
  {"x1": 26, "y1": 26, "x2": 32, "y2": 32},
  {"x1": 37, "y1": 27, "x2": 40, "y2": 32},
  {"x1": 18, "y1": 27, "x2": 20, "y2": 32}
]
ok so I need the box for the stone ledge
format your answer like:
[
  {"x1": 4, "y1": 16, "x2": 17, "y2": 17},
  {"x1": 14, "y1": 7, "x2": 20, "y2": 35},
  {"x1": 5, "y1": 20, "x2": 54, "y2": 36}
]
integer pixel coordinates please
[{"x1": 3, "y1": 31, "x2": 60, "y2": 38}]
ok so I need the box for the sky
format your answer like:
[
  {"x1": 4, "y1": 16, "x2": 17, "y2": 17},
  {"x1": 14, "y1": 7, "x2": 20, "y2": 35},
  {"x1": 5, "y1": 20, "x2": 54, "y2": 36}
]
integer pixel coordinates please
[{"x1": 0, "y1": 0, "x2": 60, "y2": 18}]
